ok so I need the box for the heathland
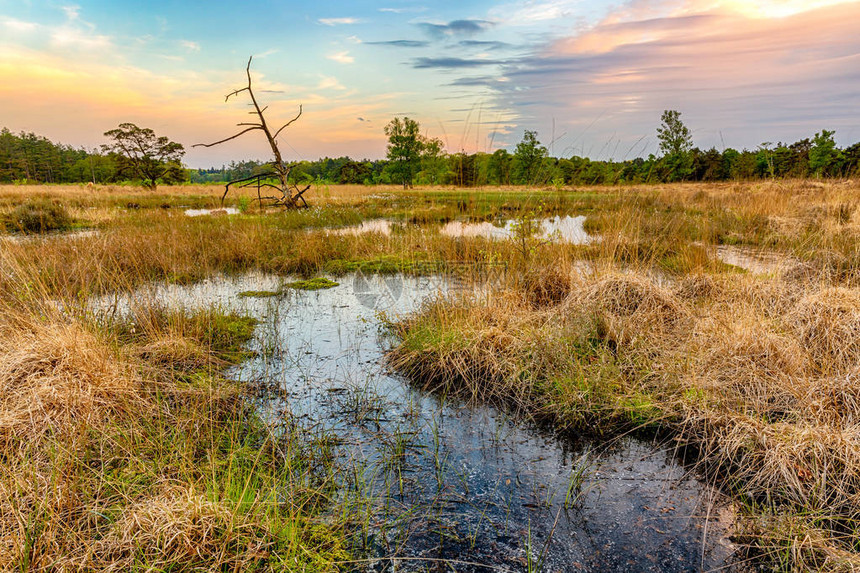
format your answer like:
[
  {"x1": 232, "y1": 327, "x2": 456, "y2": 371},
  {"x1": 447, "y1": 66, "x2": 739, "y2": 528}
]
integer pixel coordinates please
[{"x1": 2, "y1": 179, "x2": 860, "y2": 570}]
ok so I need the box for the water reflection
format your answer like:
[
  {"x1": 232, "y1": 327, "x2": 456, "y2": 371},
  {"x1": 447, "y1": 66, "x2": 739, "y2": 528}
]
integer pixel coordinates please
[
  {"x1": 184, "y1": 207, "x2": 241, "y2": 217},
  {"x1": 441, "y1": 216, "x2": 592, "y2": 244},
  {"x1": 332, "y1": 219, "x2": 397, "y2": 236},
  {"x1": 93, "y1": 273, "x2": 742, "y2": 571},
  {"x1": 715, "y1": 245, "x2": 795, "y2": 274}
]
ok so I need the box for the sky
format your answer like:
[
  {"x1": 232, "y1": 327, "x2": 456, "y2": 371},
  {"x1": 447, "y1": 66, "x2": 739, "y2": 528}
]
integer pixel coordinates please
[{"x1": 1, "y1": 0, "x2": 858, "y2": 167}]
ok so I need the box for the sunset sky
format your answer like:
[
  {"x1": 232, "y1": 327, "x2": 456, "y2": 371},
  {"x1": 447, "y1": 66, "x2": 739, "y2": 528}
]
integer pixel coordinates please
[{"x1": 1, "y1": 0, "x2": 858, "y2": 167}]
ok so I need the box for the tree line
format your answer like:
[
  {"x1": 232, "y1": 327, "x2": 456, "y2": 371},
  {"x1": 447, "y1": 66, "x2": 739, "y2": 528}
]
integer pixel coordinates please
[{"x1": 3, "y1": 111, "x2": 859, "y2": 187}]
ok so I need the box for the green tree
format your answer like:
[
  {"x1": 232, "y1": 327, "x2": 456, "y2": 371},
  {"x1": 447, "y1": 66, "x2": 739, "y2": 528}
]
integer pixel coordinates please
[
  {"x1": 843, "y1": 142, "x2": 860, "y2": 178},
  {"x1": 809, "y1": 129, "x2": 837, "y2": 178},
  {"x1": 450, "y1": 151, "x2": 478, "y2": 187},
  {"x1": 656, "y1": 110, "x2": 693, "y2": 181},
  {"x1": 338, "y1": 160, "x2": 370, "y2": 184},
  {"x1": 384, "y1": 117, "x2": 423, "y2": 189},
  {"x1": 756, "y1": 142, "x2": 775, "y2": 179},
  {"x1": 101, "y1": 123, "x2": 185, "y2": 190},
  {"x1": 487, "y1": 149, "x2": 513, "y2": 185},
  {"x1": 513, "y1": 130, "x2": 547, "y2": 184},
  {"x1": 419, "y1": 136, "x2": 447, "y2": 185},
  {"x1": 719, "y1": 148, "x2": 740, "y2": 180}
]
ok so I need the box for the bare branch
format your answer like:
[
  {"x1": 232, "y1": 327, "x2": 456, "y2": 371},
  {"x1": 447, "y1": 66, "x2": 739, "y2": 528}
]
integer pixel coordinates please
[
  {"x1": 192, "y1": 126, "x2": 260, "y2": 148},
  {"x1": 272, "y1": 106, "x2": 303, "y2": 140},
  {"x1": 199, "y1": 56, "x2": 308, "y2": 208},
  {"x1": 224, "y1": 87, "x2": 250, "y2": 102}
]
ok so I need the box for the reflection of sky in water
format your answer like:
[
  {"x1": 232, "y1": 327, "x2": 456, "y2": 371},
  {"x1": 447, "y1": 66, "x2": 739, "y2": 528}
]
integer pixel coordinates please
[
  {"x1": 0, "y1": 229, "x2": 100, "y2": 244},
  {"x1": 324, "y1": 215, "x2": 594, "y2": 247},
  {"x1": 715, "y1": 245, "x2": 795, "y2": 274},
  {"x1": 331, "y1": 219, "x2": 396, "y2": 236},
  {"x1": 93, "y1": 273, "x2": 742, "y2": 572},
  {"x1": 183, "y1": 207, "x2": 241, "y2": 217},
  {"x1": 441, "y1": 215, "x2": 593, "y2": 244}
]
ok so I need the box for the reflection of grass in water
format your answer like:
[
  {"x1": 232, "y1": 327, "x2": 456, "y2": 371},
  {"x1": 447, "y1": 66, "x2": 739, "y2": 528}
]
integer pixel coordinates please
[{"x1": 564, "y1": 449, "x2": 597, "y2": 510}]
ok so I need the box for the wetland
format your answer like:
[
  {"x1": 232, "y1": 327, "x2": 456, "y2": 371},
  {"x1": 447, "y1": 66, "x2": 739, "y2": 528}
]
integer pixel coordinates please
[{"x1": 3, "y1": 180, "x2": 860, "y2": 570}]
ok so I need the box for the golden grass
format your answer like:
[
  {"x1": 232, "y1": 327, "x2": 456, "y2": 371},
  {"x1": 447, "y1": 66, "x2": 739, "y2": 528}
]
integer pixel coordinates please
[
  {"x1": 88, "y1": 486, "x2": 275, "y2": 571},
  {"x1": 0, "y1": 255, "x2": 345, "y2": 570},
  {"x1": 0, "y1": 319, "x2": 145, "y2": 449},
  {"x1": 2, "y1": 178, "x2": 860, "y2": 569},
  {"x1": 0, "y1": 183, "x2": 412, "y2": 208},
  {"x1": 391, "y1": 263, "x2": 860, "y2": 568}
]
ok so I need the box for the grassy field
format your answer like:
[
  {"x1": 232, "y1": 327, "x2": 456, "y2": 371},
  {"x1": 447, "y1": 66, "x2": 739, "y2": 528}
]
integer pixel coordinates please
[{"x1": 2, "y1": 179, "x2": 860, "y2": 570}]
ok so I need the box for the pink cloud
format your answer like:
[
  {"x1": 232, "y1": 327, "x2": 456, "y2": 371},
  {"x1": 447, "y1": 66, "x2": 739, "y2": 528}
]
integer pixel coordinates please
[{"x1": 496, "y1": 1, "x2": 860, "y2": 155}]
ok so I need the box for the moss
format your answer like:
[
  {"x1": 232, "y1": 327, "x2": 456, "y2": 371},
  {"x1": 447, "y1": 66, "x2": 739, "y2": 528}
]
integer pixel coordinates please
[
  {"x1": 236, "y1": 279, "x2": 340, "y2": 296},
  {"x1": 285, "y1": 277, "x2": 339, "y2": 291},
  {"x1": 204, "y1": 313, "x2": 257, "y2": 360},
  {"x1": 237, "y1": 289, "x2": 281, "y2": 298},
  {"x1": 323, "y1": 257, "x2": 403, "y2": 275}
]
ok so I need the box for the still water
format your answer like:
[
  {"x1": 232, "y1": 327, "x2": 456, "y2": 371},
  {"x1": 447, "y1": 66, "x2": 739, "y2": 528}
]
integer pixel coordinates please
[{"x1": 103, "y1": 272, "x2": 743, "y2": 572}]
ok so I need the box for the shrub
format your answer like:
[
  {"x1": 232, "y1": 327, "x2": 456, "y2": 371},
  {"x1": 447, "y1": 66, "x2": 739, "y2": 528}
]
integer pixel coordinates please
[{"x1": 3, "y1": 199, "x2": 72, "y2": 234}]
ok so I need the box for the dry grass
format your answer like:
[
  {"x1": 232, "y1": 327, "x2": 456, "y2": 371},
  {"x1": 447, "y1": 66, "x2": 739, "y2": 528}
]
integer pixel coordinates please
[
  {"x1": 792, "y1": 287, "x2": 860, "y2": 371},
  {"x1": 0, "y1": 258, "x2": 345, "y2": 570},
  {"x1": 88, "y1": 486, "x2": 276, "y2": 571},
  {"x1": 391, "y1": 262, "x2": 860, "y2": 568},
  {"x1": 0, "y1": 319, "x2": 146, "y2": 450},
  {"x1": 3, "y1": 179, "x2": 860, "y2": 569}
]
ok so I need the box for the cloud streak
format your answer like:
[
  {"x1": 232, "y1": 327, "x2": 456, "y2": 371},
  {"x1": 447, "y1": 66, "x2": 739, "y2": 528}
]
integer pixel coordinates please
[
  {"x1": 457, "y1": 40, "x2": 514, "y2": 50},
  {"x1": 418, "y1": 19, "x2": 494, "y2": 39},
  {"x1": 367, "y1": 40, "x2": 430, "y2": 48},
  {"x1": 318, "y1": 17, "x2": 360, "y2": 26},
  {"x1": 478, "y1": 1, "x2": 860, "y2": 154},
  {"x1": 413, "y1": 56, "x2": 504, "y2": 69}
]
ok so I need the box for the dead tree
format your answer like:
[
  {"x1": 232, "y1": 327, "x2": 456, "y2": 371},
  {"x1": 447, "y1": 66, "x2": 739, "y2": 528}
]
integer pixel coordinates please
[{"x1": 194, "y1": 56, "x2": 310, "y2": 209}]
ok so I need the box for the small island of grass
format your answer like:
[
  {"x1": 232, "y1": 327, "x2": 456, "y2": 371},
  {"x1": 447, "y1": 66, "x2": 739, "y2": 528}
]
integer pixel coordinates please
[{"x1": 285, "y1": 277, "x2": 340, "y2": 291}]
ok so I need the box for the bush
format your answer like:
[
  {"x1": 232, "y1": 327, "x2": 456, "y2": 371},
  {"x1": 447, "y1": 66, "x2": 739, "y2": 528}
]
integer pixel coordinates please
[{"x1": 3, "y1": 199, "x2": 72, "y2": 234}]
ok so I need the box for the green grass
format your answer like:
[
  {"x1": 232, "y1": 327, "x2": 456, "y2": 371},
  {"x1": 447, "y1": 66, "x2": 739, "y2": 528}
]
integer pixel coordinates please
[
  {"x1": 0, "y1": 299, "x2": 350, "y2": 570},
  {"x1": 5, "y1": 180, "x2": 860, "y2": 570},
  {"x1": 285, "y1": 277, "x2": 340, "y2": 290},
  {"x1": 1, "y1": 198, "x2": 73, "y2": 234},
  {"x1": 323, "y1": 255, "x2": 432, "y2": 275},
  {"x1": 238, "y1": 289, "x2": 282, "y2": 298}
]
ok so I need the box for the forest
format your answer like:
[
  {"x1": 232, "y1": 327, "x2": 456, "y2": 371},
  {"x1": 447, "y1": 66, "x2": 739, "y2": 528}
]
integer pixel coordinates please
[{"x1": 2, "y1": 122, "x2": 859, "y2": 187}]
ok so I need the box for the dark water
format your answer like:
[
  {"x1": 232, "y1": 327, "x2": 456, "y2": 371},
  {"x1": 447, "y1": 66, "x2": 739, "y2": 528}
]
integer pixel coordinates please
[{"x1": 109, "y1": 273, "x2": 745, "y2": 572}]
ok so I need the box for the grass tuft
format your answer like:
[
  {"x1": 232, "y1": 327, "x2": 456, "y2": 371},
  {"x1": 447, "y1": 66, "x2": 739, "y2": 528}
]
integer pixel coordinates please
[{"x1": 285, "y1": 277, "x2": 340, "y2": 291}]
